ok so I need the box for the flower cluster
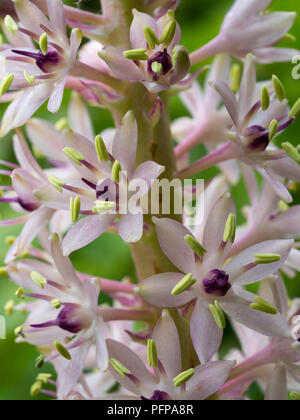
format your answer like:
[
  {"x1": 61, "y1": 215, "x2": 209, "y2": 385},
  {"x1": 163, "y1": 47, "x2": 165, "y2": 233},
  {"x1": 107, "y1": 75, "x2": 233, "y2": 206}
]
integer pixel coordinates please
[{"x1": 1, "y1": 0, "x2": 300, "y2": 401}]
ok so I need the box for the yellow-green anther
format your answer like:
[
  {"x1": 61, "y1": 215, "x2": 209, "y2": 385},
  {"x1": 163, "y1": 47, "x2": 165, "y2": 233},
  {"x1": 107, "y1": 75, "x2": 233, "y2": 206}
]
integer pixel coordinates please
[
  {"x1": 282, "y1": 142, "x2": 300, "y2": 163},
  {"x1": 223, "y1": 213, "x2": 236, "y2": 243},
  {"x1": 0, "y1": 35, "x2": 3, "y2": 47},
  {"x1": 268, "y1": 119, "x2": 278, "y2": 141},
  {"x1": 30, "y1": 381, "x2": 42, "y2": 397},
  {"x1": 95, "y1": 135, "x2": 109, "y2": 162},
  {"x1": 278, "y1": 200, "x2": 289, "y2": 212},
  {"x1": 48, "y1": 175, "x2": 64, "y2": 193},
  {"x1": 51, "y1": 299, "x2": 61, "y2": 309},
  {"x1": 261, "y1": 86, "x2": 270, "y2": 111},
  {"x1": 5, "y1": 235, "x2": 16, "y2": 245},
  {"x1": 5, "y1": 300, "x2": 14, "y2": 316},
  {"x1": 112, "y1": 160, "x2": 121, "y2": 183},
  {"x1": 230, "y1": 64, "x2": 241, "y2": 93},
  {"x1": 144, "y1": 26, "x2": 159, "y2": 50},
  {"x1": 160, "y1": 20, "x2": 176, "y2": 46},
  {"x1": 70, "y1": 196, "x2": 81, "y2": 223},
  {"x1": 55, "y1": 118, "x2": 68, "y2": 131},
  {"x1": 4, "y1": 15, "x2": 18, "y2": 35},
  {"x1": 0, "y1": 266, "x2": 8, "y2": 277},
  {"x1": 173, "y1": 368, "x2": 195, "y2": 387},
  {"x1": 24, "y1": 71, "x2": 35, "y2": 85},
  {"x1": 209, "y1": 301, "x2": 226, "y2": 329},
  {"x1": 39, "y1": 32, "x2": 48, "y2": 55},
  {"x1": 171, "y1": 273, "x2": 196, "y2": 296},
  {"x1": 31, "y1": 271, "x2": 47, "y2": 289},
  {"x1": 16, "y1": 288, "x2": 24, "y2": 299},
  {"x1": 35, "y1": 355, "x2": 45, "y2": 369},
  {"x1": 290, "y1": 391, "x2": 300, "y2": 400},
  {"x1": 123, "y1": 49, "x2": 148, "y2": 61},
  {"x1": 151, "y1": 62, "x2": 163, "y2": 73},
  {"x1": 147, "y1": 339, "x2": 158, "y2": 367},
  {"x1": 281, "y1": 32, "x2": 296, "y2": 42},
  {"x1": 184, "y1": 234, "x2": 206, "y2": 258},
  {"x1": 110, "y1": 358, "x2": 131, "y2": 379},
  {"x1": 37, "y1": 373, "x2": 52, "y2": 384},
  {"x1": 54, "y1": 340, "x2": 72, "y2": 360},
  {"x1": 0, "y1": 74, "x2": 14, "y2": 96},
  {"x1": 250, "y1": 296, "x2": 278, "y2": 315},
  {"x1": 253, "y1": 253, "x2": 281, "y2": 264},
  {"x1": 63, "y1": 147, "x2": 84, "y2": 166},
  {"x1": 0, "y1": 190, "x2": 3, "y2": 198},
  {"x1": 272, "y1": 75, "x2": 285, "y2": 101},
  {"x1": 14, "y1": 326, "x2": 23, "y2": 336},
  {"x1": 289, "y1": 98, "x2": 300, "y2": 119},
  {"x1": 92, "y1": 201, "x2": 115, "y2": 213}
]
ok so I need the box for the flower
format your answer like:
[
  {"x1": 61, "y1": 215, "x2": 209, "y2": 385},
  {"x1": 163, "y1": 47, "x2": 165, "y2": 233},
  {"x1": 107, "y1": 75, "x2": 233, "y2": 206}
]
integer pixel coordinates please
[
  {"x1": 190, "y1": 0, "x2": 299, "y2": 65},
  {"x1": 35, "y1": 111, "x2": 164, "y2": 255},
  {"x1": 0, "y1": 0, "x2": 82, "y2": 137},
  {"x1": 210, "y1": 54, "x2": 300, "y2": 202},
  {"x1": 106, "y1": 310, "x2": 234, "y2": 400},
  {"x1": 136, "y1": 191, "x2": 293, "y2": 364},
  {"x1": 98, "y1": 9, "x2": 190, "y2": 93}
]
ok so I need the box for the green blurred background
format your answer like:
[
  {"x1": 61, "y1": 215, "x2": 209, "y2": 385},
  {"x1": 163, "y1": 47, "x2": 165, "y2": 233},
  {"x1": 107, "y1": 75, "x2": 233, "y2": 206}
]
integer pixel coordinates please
[{"x1": 0, "y1": 0, "x2": 300, "y2": 400}]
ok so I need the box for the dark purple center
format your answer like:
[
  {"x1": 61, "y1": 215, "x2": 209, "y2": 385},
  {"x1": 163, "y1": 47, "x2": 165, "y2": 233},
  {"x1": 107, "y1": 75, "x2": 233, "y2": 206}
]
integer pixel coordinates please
[
  {"x1": 12, "y1": 49, "x2": 61, "y2": 73},
  {"x1": 141, "y1": 390, "x2": 170, "y2": 400},
  {"x1": 148, "y1": 48, "x2": 173, "y2": 80},
  {"x1": 56, "y1": 305, "x2": 83, "y2": 334},
  {"x1": 202, "y1": 269, "x2": 231, "y2": 297},
  {"x1": 244, "y1": 125, "x2": 269, "y2": 152}
]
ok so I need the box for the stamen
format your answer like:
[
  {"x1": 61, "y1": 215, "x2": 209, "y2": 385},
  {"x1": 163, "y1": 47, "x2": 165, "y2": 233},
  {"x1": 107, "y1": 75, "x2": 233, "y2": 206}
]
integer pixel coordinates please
[
  {"x1": 173, "y1": 368, "x2": 195, "y2": 387},
  {"x1": 268, "y1": 119, "x2": 278, "y2": 141},
  {"x1": 35, "y1": 355, "x2": 45, "y2": 369},
  {"x1": 24, "y1": 71, "x2": 35, "y2": 85},
  {"x1": 223, "y1": 213, "x2": 236, "y2": 243},
  {"x1": 51, "y1": 299, "x2": 61, "y2": 309},
  {"x1": 0, "y1": 74, "x2": 14, "y2": 96},
  {"x1": 289, "y1": 98, "x2": 300, "y2": 119},
  {"x1": 55, "y1": 118, "x2": 68, "y2": 131},
  {"x1": 159, "y1": 20, "x2": 176, "y2": 46},
  {"x1": 209, "y1": 300, "x2": 226, "y2": 329},
  {"x1": 70, "y1": 196, "x2": 81, "y2": 223},
  {"x1": 95, "y1": 135, "x2": 109, "y2": 163},
  {"x1": 123, "y1": 49, "x2": 148, "y2": 61},
  {"x1": 147, "y1": 339, "x2": 158, "y2": 368},
  {"x1": 37, "y1": 373, "x2": 52, "y2": 384},
  {"x1": 110, "y1": 358, "x2": 131, "y2": 379},
  {"x1": 30, "y1": 381, "x2": 43, "y2": 397},
  {"x1": 5, "y1": 235, "x2": 16, "y2": 245},
  {"x1": 230, "y1": 64, "x2": 241, "y2": 93},
  {"x1": 31, "y1": 271, "x2": 47, "y2": 289},
  {"x1": 39, "y1": 32, "x2": 48, "y2": 56},
  {"x1": 261, "y1": 86, "x2": 270, "y2": 111},
  {"x1": 171, "y1": 273, "x2": 196, "y2": 296},
  {"x1": 249, "y1": 296, "x2": 278, "y2": 315},
  {"x1": 48, "y1": 175, "x2": 65, "y2": 193},
  {"x1": 4, "y1": 15, "x2": 18, "y2": 35},
  {"x1": 272, "y1": 75, "x2": 285, "y2": 102},
  {"x1": 184, "y1": 234, "x2": 206, "y2": 258},
  {"x1": 15, "y1": 288, "x2": 24, "y2": 299},
  {"x1": 92, "y1": 200, "x2": 115, "y2": 214},
  {"x1": 0, "y1": 267, "x2": 7, "y2": 277},
  {"x1": 151, "y1": 62, "x2": 163, "y2": 73},
  {"x1": 144, "y1": 26, "x2": 159, "y2": 50},
  {"x1": 63, "y1": 147, "x2": 85, "y2": 166},
  {"x1": 282, "y1": 142, "x2": 300, "y2": 163},
  {"x1": 5, "y1": 300, "x2": 14, "y2": 316},
  {"x1": 54, "y1": 340, "x2": 72, "y2": 360},
  {"x1": 290, "y1": 391, "x2": 300, "y2": 401},
  {"x1": 112, "y1": 160, "x2": 121, "y2": 183},
  {"x1": 253, "y1": 253, "x2": 281, "y2": 264}
]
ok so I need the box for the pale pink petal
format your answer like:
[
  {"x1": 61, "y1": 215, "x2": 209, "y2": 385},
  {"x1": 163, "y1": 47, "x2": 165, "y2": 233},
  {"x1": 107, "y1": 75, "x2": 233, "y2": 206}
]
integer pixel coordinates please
[
  {"x1": 62, "y1": 214, "x2": 114, "y2": 256},
  {"x1": 138, "y1": 272, "x2": 194, "y2": 307},
  {"x1": 130, "y1": 161, "x2": 165, "y2": 197},
  {"x1": 253, "y1": 47, "x2": 300, "y2": 63},
  {"x1": 239, "y1": 54, "x2": 256, "y2": 120},
  {"x1": 186, "y1": 361, "x2": 234, "y2": 399},
  {"x1": 100, "y1": 47, "x2": 145, "y2": 82},
  {"x1": 190, "y1": 300, "x2": 223, "y2": 363},
  {"x1": 153, "y1": 311, "x2": 181, "y2": 379},
  {"x1": 153, "y1": 217, "x2": 196, "y2": 274},
  {"x1": 13, "y1": 131, "x2": 44, "y2": 178},
  {"x1": 47, "y1": 77, "x2": 67, "y2": 114},
  {"x1": 265, "y1": 364, "x2": 287, "y2": 400},
  {"x1": 68, "y1": 92, "x2": 94, "y2": 140},
  {"x1": 222, "y1": 0, "x2": 272, "y2": 28},
  {"x1": 14, "y1": 0, "x2": 50, "y2": 36},
  {"x1": 130, "y1": 9, "x2": 159, "y2": 49},
  {"x1": 11, "y1": 168, "x2": 41, "y2": 207},
  {"x1": 95, "y1": 320, "x2": 109, "y2": 372},
  {"x1": 209, "y1": 81, "x2": 239, "y2": 128},
  {"x1": 119, "y1": 212, "x2": 143, "y2": 243},
  {"x1": 112, "y1": 111, "x2": 138, "y2": 177},
  {"x1": 226, "y1": 239, "x2": 293, "y2": 286},
  {"x1": 47, "y1": 0, "x2": 67, "y2": 44}
]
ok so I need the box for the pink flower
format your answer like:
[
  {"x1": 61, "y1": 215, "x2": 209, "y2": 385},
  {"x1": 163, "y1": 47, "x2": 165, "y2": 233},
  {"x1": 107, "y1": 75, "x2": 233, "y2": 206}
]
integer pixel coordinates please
[
  {"x1": 137, "y1": 192, "x2": 292, "y2": 363},
  {"x1": 0, "y1": 0, "x2": 82, "y2": 136},
  {"x1": 98, "y1": 9, "x2": 190, "y2": 93}
]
